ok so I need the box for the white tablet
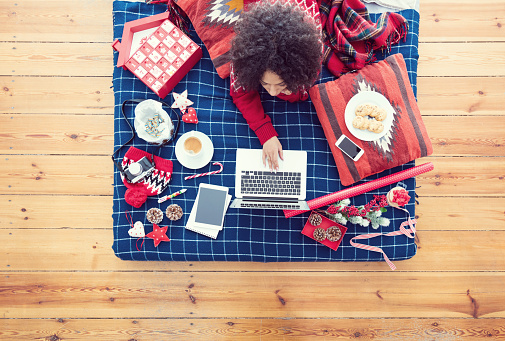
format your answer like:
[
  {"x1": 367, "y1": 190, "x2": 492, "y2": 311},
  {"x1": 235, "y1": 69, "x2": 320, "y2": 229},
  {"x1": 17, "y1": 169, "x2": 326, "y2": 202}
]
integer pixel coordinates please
[{"x1": 193, "y1": 183, "x2": 229, "y2": 230}]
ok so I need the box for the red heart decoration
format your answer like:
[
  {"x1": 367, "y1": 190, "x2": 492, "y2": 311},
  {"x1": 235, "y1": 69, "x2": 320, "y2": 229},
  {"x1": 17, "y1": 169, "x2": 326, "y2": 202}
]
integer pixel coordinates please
[{"x1": 182, "y1": 107, "x2": 198, "y2": 124}]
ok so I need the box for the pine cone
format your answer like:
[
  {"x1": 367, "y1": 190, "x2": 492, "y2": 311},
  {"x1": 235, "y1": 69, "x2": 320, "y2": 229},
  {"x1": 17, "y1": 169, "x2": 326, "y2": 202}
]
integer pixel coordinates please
[
  {"x1": 309, "y1": 213, "x2": 322, "y2": 226},
  {"x1": 166, "y1": 204, "x2": 183, "y2": 221},
  {"x1": 326, "y1": 226, "x2": 342, "y2": 242},
  {"x1": 146, "y1": 208, "x2": 163, "y2": 224},
  {"x1": 313, "y1": 227, "x2": 326, "y2": 242}
]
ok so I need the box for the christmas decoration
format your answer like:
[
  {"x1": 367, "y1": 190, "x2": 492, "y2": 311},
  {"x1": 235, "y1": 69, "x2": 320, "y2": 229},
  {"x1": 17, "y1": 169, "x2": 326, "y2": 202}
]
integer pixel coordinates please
[
  {"x1": 308, "y1": 213, "x2": 322, "y2": 226},
  {"x1": 112, "y1": 13, "x2": 202, "y2": 98},
  {"x1": 146, "y1": 223, "x2": 170, "y2": 247},
  {"x1": 166, "y1": 204, "x2": 183, "y2": 221},
  {"x1": 184, "y1": 162, "x2": 223, "y2": 180},
  {"x1": 387, "y1": 186, "x2": 411, "y2": 208},
  {"x1": 121, "y1": 147, "x2": 173, "y2": 208},
  {"x1": 325, "y1": 195, "x2": 390, "y2": 229},
  {"x1": 313, "y1": 227, "x2": 326, "y2": 242},
  {"x1": 182, "y1": 107, "x2": 199, "y2": 124},
  {"x1": 171, "y1": 90, "x2": 193, "y2": 111},
  {"x1": 128, "y1": 221, "x2": 146, "y2": 238},
  {"x1": 301, "y1": 212, "x2": 348, "y2": 251},
  {"x1": 325, "y1": 226, "x2": 342, "y2": 242},
  {"x1": 146, "y1": 207, "x2": 164, "y2": 224},
  {"x1": 284, "y1": 162, "x2": 435, "y2": 218}
]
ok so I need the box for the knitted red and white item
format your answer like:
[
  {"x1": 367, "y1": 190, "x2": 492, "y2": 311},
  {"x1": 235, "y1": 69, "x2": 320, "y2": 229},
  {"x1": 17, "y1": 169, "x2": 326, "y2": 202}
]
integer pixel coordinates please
[{"x1": 121, "y1": 147, "x2": 173, "y2": 208}]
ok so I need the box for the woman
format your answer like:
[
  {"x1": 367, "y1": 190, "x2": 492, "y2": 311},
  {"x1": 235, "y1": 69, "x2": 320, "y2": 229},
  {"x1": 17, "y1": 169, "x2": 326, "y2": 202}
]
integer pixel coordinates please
[{"x1": 230, "y1": 0, "x2": 322, "y2": 170}]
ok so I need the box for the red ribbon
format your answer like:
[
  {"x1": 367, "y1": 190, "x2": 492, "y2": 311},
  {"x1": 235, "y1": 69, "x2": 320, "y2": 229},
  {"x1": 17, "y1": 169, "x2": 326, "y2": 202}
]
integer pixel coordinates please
[{"x1": 350, "y1": 214, "x2": 417, "y2": 271}]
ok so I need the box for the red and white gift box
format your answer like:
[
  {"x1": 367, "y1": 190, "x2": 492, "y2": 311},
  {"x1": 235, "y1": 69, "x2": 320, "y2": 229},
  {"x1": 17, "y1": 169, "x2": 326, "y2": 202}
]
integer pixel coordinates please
[{"x1": 112, "y1": 12, "x2": 202, "y2": 99}]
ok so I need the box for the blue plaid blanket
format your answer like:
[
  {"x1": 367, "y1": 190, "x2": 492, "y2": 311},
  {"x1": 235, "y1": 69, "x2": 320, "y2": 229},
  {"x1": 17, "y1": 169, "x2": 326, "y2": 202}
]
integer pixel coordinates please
[{"x1": 112, "y1": 1, "x2": 420, "y2": 262}]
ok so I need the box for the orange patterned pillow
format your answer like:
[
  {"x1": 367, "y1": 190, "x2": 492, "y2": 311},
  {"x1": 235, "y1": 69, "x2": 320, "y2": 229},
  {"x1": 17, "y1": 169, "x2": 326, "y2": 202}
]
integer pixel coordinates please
[
  {"x1": 309, "y1": 54, "x2": 433, "y2": 186},
  {"x1": 176, "y1": 0, "x2": 243, "y2": 79}
]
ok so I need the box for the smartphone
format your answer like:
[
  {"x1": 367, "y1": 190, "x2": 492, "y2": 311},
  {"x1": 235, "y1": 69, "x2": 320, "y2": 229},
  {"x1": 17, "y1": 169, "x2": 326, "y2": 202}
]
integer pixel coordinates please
[{"x1": 335, "y1": 135, "x2": 364, "y2": 161}]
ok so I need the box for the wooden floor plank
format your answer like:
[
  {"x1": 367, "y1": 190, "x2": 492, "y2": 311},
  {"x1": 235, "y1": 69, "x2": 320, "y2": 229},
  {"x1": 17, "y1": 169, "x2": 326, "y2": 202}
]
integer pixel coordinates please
[
  {"x1": 0, "y1": 0, "x2": 112, "y2": 43},
  {"x1": 418, "y1": 42, "x2": 505, "y2": 77},
  {"x1": 2, "y1": 195, "x2": 503, "y2": 231},
  {"x1": 0, "y1": 114, "x2": 113, "y2": 155},
  {"x1": 0, "y1": 155, "x2": 113, "y2": 195},
  {"x1": 1, "y1": 272, "x2": 504, "y2": 318},
  {"x1": 2, "y1": 156, "x2": 504, "y2": 196},
  {"x1": 424, "y1": 116, "x2": 505, "y2": 156},
  {"x1": 0, "y1": 195, "x2": 113, "y2": 229},
  {"x1": 0, "y1": 76, "x2": 113, "y2": 115},
  {"x1": 1, "y1": 318, "x2": 504, "y2": 340},
  {"x1": 416, "y1": 157, "x2": 505, "y2": 197},
  {"x1": 0, "y1": 42, "x2": 113, "y2": 77},
  {"x1": 1, "y1": 43, "x2": 504, "y2": 77},
  {"x1": 416, "y1": 197, "x2": 505, "y2": 230},
  {"x1": 417, "y1": 77, "x2": 505, "y2": 116},
  {"x1": 420, "y1": 0, "x2": 505, "y2": 42},
  {"x1": 2, "y1": 114, "x2": 504, "y2": 156},
  {"x1": 1, "y1": 229, "x2": 504, "y2": 272},
  {"x1": 2, "y1": 76, "x2": 504, "y2": 116}
]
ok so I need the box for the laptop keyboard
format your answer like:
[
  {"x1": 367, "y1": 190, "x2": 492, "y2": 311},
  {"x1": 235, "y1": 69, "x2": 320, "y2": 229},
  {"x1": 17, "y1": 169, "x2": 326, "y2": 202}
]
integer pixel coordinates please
[
  {"x1": 240, "y1": 171, "x2": 301, "y2": 196},
  {"x1": 239, "y1": 202, "x2": 302, "y2": 210}
]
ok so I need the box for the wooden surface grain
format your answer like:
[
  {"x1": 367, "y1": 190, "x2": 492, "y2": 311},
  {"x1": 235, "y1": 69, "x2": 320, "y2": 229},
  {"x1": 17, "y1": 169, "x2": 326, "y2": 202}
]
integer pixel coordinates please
[{"x1": 1, "y1": 0, "x2": 504, "y2": 339}]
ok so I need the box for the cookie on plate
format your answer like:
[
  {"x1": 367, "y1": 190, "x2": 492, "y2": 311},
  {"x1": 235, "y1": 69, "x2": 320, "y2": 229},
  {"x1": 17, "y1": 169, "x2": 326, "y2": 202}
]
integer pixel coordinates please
[
  {"x1": 355, "y1": 103, "x2": 375, "y2": 117},
  {"x1": 352, "y1": 116, "x2": 369, "y2": 130},
  {"x1": 368, "y1": 120, "x2": 384, "y2": 134},
  {"x1": 373, "y1": 107, "x2": 388, "y2": 121}
]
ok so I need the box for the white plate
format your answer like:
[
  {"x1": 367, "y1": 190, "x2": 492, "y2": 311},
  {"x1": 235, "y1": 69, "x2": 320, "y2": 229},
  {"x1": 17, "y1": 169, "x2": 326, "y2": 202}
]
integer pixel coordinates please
[
  {"x1": 344, "y1": 91, "x2": 395, "y2": 141},
  {"x1": 175, "y1": 131, "x2": 214, "y2": 169}
]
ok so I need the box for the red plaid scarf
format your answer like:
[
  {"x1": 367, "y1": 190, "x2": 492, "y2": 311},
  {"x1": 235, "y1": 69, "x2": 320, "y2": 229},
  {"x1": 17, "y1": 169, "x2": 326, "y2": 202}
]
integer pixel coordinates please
[{"x1": 319, "y1": 0, "x2": 408, "y2": 77}]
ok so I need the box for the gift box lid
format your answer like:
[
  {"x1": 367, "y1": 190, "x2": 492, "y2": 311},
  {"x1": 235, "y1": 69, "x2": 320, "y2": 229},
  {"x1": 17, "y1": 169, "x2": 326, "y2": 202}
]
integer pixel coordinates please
[{"x1": 113, "y1": 12, "x2": 172, "y2": 68}]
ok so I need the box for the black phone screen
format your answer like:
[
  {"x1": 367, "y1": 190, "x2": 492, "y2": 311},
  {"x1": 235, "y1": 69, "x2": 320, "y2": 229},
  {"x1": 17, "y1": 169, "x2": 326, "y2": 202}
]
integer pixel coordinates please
[{"x1": 337, "y1": 137, "x2": 362, "y2": 159}]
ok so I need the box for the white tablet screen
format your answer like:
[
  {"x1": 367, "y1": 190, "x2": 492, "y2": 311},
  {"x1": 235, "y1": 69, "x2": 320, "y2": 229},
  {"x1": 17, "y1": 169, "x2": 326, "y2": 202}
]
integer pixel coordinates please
[{"x1": 194, "y1": 186, "x2": 228, "y2": 227}]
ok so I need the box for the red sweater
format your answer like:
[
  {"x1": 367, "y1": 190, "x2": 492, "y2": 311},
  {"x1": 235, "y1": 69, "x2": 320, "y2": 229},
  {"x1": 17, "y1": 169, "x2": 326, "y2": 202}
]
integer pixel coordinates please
[
  {"x1": 229, "y1": 0, "x2": 321, "y2": 144},
  {"x1": 230, "y1": 74, "x2": 309, "y2": 145}
]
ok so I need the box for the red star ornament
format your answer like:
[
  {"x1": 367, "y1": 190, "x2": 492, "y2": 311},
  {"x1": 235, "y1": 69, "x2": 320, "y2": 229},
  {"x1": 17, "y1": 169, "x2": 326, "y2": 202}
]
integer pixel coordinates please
[
  {"x1": 182, "y1": 107, "x2": 198, "y2": 124},
  {"x1": 146, "y1": 223, "x2": 170, "y2": 247}
]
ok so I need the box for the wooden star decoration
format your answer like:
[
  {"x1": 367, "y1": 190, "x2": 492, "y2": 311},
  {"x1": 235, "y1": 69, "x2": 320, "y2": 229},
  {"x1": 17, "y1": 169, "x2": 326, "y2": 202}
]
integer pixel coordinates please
[
  {"x1": 171, "y1": 90, "x2": 193, "y2": 111},
  {"x1": 146, "y1": 223, "x2": 170, "y2": 247}
]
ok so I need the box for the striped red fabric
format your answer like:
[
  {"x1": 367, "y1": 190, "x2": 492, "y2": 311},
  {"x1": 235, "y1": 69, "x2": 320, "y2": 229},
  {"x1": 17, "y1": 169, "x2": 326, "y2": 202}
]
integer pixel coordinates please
[{"x1": 309, "y1": 53, "x2": 432, "y2": 186}]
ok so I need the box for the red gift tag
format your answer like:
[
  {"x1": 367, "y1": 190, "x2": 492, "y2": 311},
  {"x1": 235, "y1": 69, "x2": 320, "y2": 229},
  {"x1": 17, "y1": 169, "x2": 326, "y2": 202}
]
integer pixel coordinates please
[{"x1": 301, "y1": 211, "x2": 347, "y2": 251}]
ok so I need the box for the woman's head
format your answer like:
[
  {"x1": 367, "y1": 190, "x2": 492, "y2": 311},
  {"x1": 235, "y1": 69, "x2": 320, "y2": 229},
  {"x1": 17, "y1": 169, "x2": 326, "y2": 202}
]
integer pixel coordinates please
[{"x1": 230, "y1": 1, "x2": 322, "y2": 93}]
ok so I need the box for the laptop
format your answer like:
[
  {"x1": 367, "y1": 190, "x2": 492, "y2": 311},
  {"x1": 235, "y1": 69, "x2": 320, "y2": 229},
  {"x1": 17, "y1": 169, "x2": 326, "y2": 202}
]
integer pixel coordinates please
[{"x1": 230, "y1": 148, "x2": 310, "y2": 210}]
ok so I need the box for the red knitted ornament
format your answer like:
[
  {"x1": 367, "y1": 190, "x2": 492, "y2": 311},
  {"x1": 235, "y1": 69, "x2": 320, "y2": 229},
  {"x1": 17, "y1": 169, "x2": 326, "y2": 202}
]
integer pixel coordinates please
[
  {"x1": 125, "y1": 188, "x2": 148, "y2": 208},
  {"x1": 121, "y1": 147, "x2": 173, "y2": 208}
]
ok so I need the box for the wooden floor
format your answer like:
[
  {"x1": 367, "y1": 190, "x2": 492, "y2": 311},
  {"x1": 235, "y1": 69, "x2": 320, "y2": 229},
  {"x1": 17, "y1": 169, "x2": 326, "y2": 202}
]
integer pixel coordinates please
[{"x1": 1, "y1": 0, "x2": 505, "y2": 339}]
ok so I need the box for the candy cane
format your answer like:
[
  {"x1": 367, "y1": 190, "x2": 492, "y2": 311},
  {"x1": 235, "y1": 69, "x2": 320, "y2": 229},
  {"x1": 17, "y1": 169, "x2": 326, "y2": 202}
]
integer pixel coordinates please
[{"x1": 184, "y1": 162, "x2": 223, "y2": 180}]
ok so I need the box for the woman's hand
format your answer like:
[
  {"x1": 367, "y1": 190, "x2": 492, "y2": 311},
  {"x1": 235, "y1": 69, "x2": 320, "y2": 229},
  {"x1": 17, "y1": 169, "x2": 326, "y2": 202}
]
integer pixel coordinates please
[{"x1": 262, "y1": 136, "x2": 283, "y2": 171}]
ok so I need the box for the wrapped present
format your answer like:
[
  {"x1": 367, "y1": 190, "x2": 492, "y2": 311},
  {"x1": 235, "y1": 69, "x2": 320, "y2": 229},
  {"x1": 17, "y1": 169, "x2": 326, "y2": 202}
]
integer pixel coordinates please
[{"x1": 112, "y1": 12, "x2": 202, "y2": 99}]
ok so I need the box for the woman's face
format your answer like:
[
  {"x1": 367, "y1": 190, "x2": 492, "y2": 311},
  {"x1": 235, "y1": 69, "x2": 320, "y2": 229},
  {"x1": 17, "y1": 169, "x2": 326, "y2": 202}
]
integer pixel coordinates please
[{"x1": 260, "y1": 70, "x2": 292, "y2": 96}]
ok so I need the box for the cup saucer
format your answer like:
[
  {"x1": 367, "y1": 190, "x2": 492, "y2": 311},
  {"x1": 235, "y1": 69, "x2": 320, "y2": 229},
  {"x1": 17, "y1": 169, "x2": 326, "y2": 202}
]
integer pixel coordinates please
[{"x1": 175, "y1": 131, "x2": 214, "y2": 170}]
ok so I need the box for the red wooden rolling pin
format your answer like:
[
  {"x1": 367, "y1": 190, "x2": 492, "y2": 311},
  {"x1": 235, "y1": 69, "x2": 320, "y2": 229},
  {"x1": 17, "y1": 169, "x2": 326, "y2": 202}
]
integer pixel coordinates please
[{"x1": 284, "y1": 162, "x2": 434, "y2": 218}]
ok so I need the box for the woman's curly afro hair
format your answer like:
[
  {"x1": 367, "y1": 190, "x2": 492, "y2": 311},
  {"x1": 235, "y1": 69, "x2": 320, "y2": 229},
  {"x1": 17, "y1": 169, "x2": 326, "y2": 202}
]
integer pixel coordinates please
[{"x1": 230, "y1": 1, "x2": 322, "y2": 92}]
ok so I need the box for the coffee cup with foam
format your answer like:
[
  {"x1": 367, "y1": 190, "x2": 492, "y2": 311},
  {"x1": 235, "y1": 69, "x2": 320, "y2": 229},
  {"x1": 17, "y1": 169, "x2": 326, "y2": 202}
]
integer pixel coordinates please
[{"x1": 183, "y1": 136, "x2": 203, "y2": 158}]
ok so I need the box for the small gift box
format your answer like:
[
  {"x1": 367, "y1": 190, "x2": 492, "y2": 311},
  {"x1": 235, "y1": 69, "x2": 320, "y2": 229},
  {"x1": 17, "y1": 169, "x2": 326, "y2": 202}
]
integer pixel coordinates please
[
  {"x1": 301, "y1": 211, "x2": 347, "y2": 251},
  {"x1": 113, "y1": 12, "x2": 202, "y2": 99}
]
